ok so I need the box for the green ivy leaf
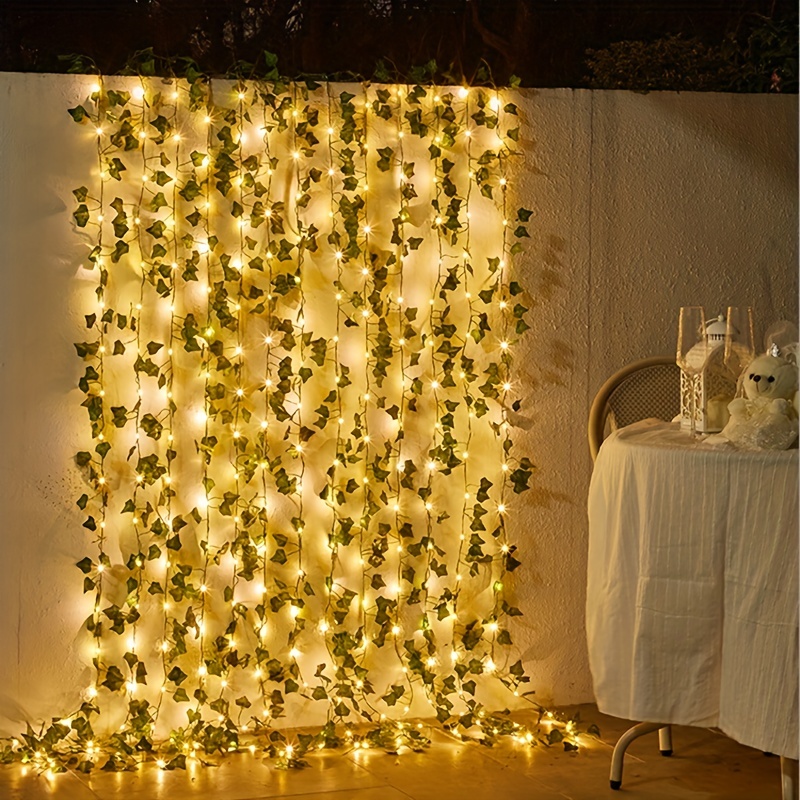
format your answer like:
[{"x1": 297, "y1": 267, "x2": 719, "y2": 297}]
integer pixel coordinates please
[
  {"x1": 167, "y1": 666, "x2": 187, "y2": 685},
  {"x1": 110, "y1": 240, "x2": 129, "y2": 263},
  {"x1": 68, "y1": 105, "x2": 88, "y2": 123},
  {"x1": 153, "y1": 170, "x2": 172, "y2": 187},
  {"x1": 547, "y1": 728, "x2": 564, "y2": 745},
  {"x1": 149, "y1": 192, "x2": 168, "y2": 212},
  {"x1": 76, "y1": 557, "x2": 93, "y2": 574},
  {"x1": 107, "y1": 158, "x2": 126, "y2": 180},
  {"x1": 73, "y1": 205, "x2": 90, "y2": 227},
  {"x1": 102, "y1": 666, "x2": 125, "y2": 692}
]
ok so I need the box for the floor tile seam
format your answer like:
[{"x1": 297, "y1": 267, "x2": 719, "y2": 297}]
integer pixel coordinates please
[
  {"x1": 463, "y1": 740, "x2": 653, "y2": 796},
  {"x1": 436, "y1": 736, "x2": 590, "y2": 798},
  {"x1": 343, "y1": 754, "x2": 417, "y2": 800},
  {"x1": 239, "y1": 782, "x2": 415, "y2": 800},
  {"x1": 17, "y1": 772, "x2": 103, "y2": 800},
  {"x1": 435, "y1": 725, "x2": 636, "y2": 774},
  {"x1": 67, "y1": 777, "x2": 391, "y2": 800},
  {"x1": 64, "y1": 754, "x2": 389, "y2": 796},
  {"x1": 65, "y1": 767, "x2": 106, "y2": 799}
]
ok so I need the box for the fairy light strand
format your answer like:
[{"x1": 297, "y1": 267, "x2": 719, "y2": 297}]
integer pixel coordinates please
[{"x1": 27, "y1": 75, "x2": 578, "y2": 775}]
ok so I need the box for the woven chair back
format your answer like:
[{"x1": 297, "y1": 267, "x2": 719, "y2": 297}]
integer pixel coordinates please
[{"x1": 588, "y1": 357, "x2": 681, "y2": 461}]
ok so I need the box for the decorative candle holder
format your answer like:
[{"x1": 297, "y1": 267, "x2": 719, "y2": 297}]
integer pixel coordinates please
[{"x1": 679, "y1": 315, "x2": 740, "y2": 433}]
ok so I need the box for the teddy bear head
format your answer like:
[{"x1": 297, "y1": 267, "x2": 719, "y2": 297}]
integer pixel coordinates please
[{"x1": 741, "y1": 352, "x2": 798, "y2": 401}]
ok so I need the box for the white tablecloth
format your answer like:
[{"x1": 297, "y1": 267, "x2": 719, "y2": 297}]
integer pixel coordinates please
[{"x1": 587, "y1": 419, "x2": 799, "y2": 758}]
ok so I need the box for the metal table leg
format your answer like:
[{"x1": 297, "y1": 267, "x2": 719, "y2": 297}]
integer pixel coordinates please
[
  {"x1": 781, "y1": 757, "x2": 798, "y2": 800},
  {"x1": 658, "y1": 724, "x2": 673, "y2": 756},
  {"x1": 610, "y1": 722, "x2": 671, "y2": 790}
]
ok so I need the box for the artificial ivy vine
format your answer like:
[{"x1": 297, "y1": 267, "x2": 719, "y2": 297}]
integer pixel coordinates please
[{"x1": 1, "y1": 70, "x2": 594, "y2": 776}]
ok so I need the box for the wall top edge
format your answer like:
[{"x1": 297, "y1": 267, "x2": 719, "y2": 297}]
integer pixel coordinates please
[{"x1": 0, "y1": 71, "x2": 797, "y2": 103}]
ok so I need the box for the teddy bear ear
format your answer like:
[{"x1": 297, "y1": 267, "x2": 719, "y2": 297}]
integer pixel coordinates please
[{"x1": 764, "y1": 320, "x2": 799, "y2": 364}]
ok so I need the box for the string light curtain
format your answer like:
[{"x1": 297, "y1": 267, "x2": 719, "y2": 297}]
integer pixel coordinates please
[{"x1": 17, "y1": 73, "x2": 558, "y2": 772}]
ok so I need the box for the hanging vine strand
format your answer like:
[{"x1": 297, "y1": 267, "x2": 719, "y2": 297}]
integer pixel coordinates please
[{"x1": 0, "y1": 73, "x2": 596, "y2": 776}]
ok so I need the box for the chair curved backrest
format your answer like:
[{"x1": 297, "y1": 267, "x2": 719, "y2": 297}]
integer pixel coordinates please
[{"x1": 588, "y1": 356, "x2": 681, "y2": 462}]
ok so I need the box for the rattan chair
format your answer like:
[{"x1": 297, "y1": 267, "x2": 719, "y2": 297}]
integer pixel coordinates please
[
  {"x1": 588, "y1": 356, "x2": 681, "y2": 462},
  {"x1": 588, "y1": 356, "x2": 681, "y2": 789}
]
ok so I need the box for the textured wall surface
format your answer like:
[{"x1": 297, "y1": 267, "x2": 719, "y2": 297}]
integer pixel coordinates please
[
  {"x1": 0, "y1": 73, "x2": 796, "y2": 733},
  {"x1": 511, "y1": 89, "x2": 798, "y2": 706}
]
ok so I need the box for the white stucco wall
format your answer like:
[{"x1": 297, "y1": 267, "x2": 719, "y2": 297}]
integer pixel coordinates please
[
  {"x1": 0, "y1": 73, "x2": 796, "y2": 732},
  {"x1": 512, "y1": 89, "x2": 798, "y2": 705}
]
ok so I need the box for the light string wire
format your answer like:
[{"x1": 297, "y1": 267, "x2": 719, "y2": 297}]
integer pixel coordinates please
[{"x1": 1, "y1": 75, "x2": 598, "y2": 777}]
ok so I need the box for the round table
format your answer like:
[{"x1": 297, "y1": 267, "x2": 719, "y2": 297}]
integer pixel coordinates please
[{"x1": 587, "y1": 419, "x2": 798, "y2": 760}]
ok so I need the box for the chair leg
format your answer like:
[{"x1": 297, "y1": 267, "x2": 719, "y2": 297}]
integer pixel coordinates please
[
  {"x1": 781, "y1": 757, "x2": 798, "y2": 800},
  {"x1": 610, "y1": 722, "x2": 663, "y2": 790},
  {"x1": 658, "y1": 724, "x2": 673, "y2": 756}
]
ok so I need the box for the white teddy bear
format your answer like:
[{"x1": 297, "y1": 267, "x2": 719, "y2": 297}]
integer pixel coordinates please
[{"x1": 716, "y1": 346, "x2": 799, "y2": 450}]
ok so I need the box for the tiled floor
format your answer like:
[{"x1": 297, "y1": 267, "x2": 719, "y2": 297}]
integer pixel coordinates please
[{"x1": 0, "y1": 705, "x2": 789, "y2": 800}]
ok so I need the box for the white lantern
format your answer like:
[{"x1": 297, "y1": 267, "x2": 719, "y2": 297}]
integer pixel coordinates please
[{"x1": 679, "y1": 315, "x2": 740, "y2": 433}]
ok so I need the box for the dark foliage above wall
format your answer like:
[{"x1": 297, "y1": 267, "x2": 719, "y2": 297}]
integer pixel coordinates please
[
  {"x1": 586, "y1": 17, "x2": 798, "y2": 92},
  {"x1": 0, "y1": 1, "x2": 797, "y2": 90}
]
